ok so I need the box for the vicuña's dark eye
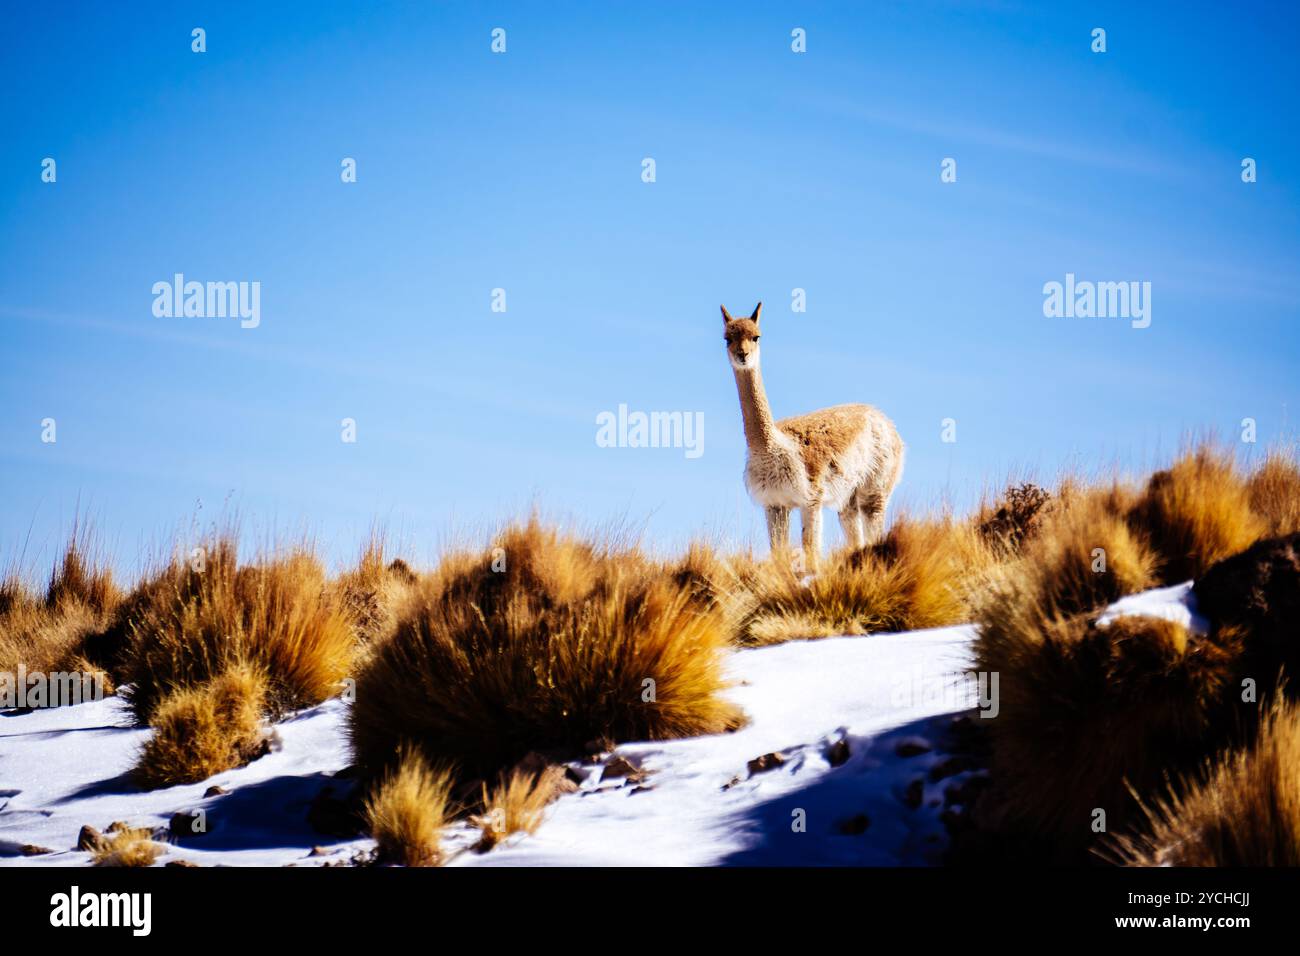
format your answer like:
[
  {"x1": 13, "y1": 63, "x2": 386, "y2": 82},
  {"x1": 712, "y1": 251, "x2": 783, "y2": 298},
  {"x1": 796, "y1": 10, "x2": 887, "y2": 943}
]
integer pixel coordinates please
[{"x1": 753, "y1": 336, "x2": 760, "y2": 341}]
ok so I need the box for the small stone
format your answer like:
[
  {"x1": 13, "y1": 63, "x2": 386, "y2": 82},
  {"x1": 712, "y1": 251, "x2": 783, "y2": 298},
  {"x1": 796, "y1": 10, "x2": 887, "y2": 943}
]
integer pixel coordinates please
[
  {"x1": 202, "y1": 785, "x2": 227, "y2": 798},
  {"x1": 307, "y1": 785, "x2": 365, "y2": 838},
  {"x1": 20, "y1": 844, "x2": 54, "y2": 856},
  {"x1": 564, "y1": 765, "x2": 592, "y2": 787},
  {"x1": 929, "y1": 755, "x2": 978, "y2": 783},
  {"x1": 165, "y1": 859, "x2": 200, "y2": 867},
  {"x1": 169, "y1": 811, "x2": 208, "y2": 839},
  {"x1": 944, "y1": 775, "x2": 991, "y2": 807},
  {"x1": 837, "y1": 814, "x2": 871, "y2": 835},
  {"x1": 746, "y1": 752, "x2": 786, "y2": 776},
  {"x1": 894, "y1": 739, "x2": 932, "y2": 758},
  {"x1": 600, "y1": 755, "x2": 643, "y2": 782},
  {"x1": 308, "y1": 846, "x2": 331, "y2": 857},
  {"x1": 826, "y1": 739, "x2": 851, "y2": 767},
  {"x1": 76, "y1": 825, "x2": 102, "y2": 851}
]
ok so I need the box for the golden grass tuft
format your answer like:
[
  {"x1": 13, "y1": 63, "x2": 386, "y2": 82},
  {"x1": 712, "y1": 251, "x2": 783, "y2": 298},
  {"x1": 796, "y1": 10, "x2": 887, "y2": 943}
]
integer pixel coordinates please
[
  {"x1": 1109, "y1": 696, "x2": 1300, "y2": 866},
  {"x1": 973, "y1": 586, "x2": 1241, "y2": 861},
  {"x1": 734, "y1": 517, "x2": 988, "y2": 646},
  {"x1": 133, "y1": 664, "x2": 270, "y2": 789},
  {"x1": 1133, "y1": 444, "x2": 1265, "y2": 583},
  {"x1": 0, "y1": 537, "x2": 120, "y2": 698},
  {"x1": 349, "y1": 518, "x2": 742, "y2": 781},
  {"x1": 333, "y1": 534, "x2": 418, "y2": 645},
  {"x1": 1014, "y1": 481, "x2": 1157, "y2": 618},
  {"x1": 473, "y1": 766, "x2": 562, "y2": 851},
  {"x1": 90, "y1": 826, "x2": 164, "y2": 867},
  {"x1": 364, "y1": 745, "x2": 455, "y2": 866},
  {"x1": 46, "y1": 539, "x2": 120, "y2": 615},
  {"x1": 118, "y1": 536, "x2": 354, "y2": 723},
  {"x1": 1247, "y1": 449, "x2": 1300, "y2": 537}
]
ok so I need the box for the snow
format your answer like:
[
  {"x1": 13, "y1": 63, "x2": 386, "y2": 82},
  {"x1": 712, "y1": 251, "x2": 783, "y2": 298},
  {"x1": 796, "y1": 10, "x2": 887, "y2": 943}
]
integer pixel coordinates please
[
  {"x1": 0, "y1": 584, "x2": 1195, "y2": 867},
  {"x1": 1095, "y1": 581, "x2": 1205, "y2": 634}
]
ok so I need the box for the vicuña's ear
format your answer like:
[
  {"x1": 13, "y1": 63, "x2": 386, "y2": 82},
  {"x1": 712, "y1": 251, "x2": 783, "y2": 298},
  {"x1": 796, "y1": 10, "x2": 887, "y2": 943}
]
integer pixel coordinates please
[
  {"x1": 751, "y1": 302, "x2": 763, "y2": 323},
  {"x1": 720, "y1": 305, "x2": 733, "y2": 323}
]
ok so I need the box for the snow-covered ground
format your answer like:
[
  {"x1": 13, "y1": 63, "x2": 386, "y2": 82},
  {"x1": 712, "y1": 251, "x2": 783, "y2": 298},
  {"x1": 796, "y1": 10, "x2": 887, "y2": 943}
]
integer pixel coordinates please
[{"x1": 0, "y1": 583, "x2": 1199, "y2": 867}]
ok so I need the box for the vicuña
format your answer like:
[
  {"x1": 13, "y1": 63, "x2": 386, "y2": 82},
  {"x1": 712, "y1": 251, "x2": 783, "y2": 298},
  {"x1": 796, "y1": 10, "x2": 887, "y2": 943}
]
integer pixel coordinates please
[{"x1": 722, "y1": 302, "x2": 904, "y2": 571}]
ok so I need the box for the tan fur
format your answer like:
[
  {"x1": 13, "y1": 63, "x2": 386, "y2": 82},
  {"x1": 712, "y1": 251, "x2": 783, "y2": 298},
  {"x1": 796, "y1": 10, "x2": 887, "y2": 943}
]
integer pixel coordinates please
[{"x1": 722, "y1": 302, "x2": 904, "y2": 569}]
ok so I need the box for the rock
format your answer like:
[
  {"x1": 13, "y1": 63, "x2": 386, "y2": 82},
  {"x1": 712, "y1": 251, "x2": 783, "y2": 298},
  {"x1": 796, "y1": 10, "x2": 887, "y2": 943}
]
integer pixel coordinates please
[
  {"x1": 902, "y1": 778, "x2": 924, "y2": 809},
  {"x1": 826, "y1": 739, "x2": 851, "y2": 767},
  {"x1": 202, "y1": 785, "x2": 228, "y2": 798},
  {"x1": 837, "y1": 814, "x2": 871, "y2": 835},
  {"x1": 307, "y1": 785, "x2": 365, "y2": 838},
  {"x1": 944, "y1": 774, "x2": 991, "y2": 808},
  {"x1": 1194, "y1": 533, "x2": 1300, "y2": 683},
  {"x1": 600, "y1": 755, "x2": 644, "y2": 782},
  {"x1": 169, "y1": 811, "x2": 208, "y2": 838},
  {"x1": 165, "y1": 859, "x2": 200, "y2": 868},
  {"x1": 308, "y1": 846, "x2": 331, "y2": 857},
  {"x1": 76, "y1": 825, "x2": 102, "y2": 851},
  {"x1": 928, "y1": 755, "x2": 978, "y2": 783},
  {"x1": 746, "y1": 752, "x2": 786, "y2": 776},
  {"x1": 20, "y1": 844, "x2": 54, "y2": 856},
  {"x1": 552, "y1": 772, "x2": 581, "y2": 797},
  {"x1": 720, "y1": 775, "x2": 741, "y2": 791},
  {"x1": 564, "y1": 765, "x2": 593, "y2": 787},
  {"x1": 894, "y1": 739, "x2": 932, "y2": 758}
]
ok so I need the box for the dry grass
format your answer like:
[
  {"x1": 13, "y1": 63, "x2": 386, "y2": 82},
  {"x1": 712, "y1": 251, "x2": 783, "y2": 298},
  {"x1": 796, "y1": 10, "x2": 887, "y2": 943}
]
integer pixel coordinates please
[
  {"x1": 734, "y1": 517, "x2": 991, "y2": 646},
  {"x1": 133, "y1": 664, "x2": 270, "y2": 789},
  {"x1": 117, "y1": 536, "x2": 354, "y2": 723},
  {"x1": 364, "y1": 744, "x2": 456, "y2": 866},
  {"x1": 45, "y1": 539, "x2": 121, "y2": 614},
  {"x1": 349, "y1": 518, "x2": 743, "y2": 781},
  {"x1": 90, "y1": 826, "x2": 164, "y2": 867},
  {"x1": 1247, "y1": 449, "x2": 1300, "y2": 537},
  {"x1": 0, "y1": 539, "x2": 119, "y2": 699},
  {"x1": 333, "y1": 534, "x2": 419, "y2": 645},
  {"x1": 973, "y1": 597, "x2": 1241, "y2": 861},
  {"x1": 1109, "y1": 697, "x2": 1300, "y2": 866},
  {"x1": 977, "y1": 482, "x2": 1052, "y2": 555},
  {"x1": 473, "y1": 766, "x2": 562, "y2": 851},
  {"x1": 1133, "y1": 443, "x2": 1266, "y2": 583},
  {"x1": 1012, "y1": 480, "x2": 1157, "y2": 618}
]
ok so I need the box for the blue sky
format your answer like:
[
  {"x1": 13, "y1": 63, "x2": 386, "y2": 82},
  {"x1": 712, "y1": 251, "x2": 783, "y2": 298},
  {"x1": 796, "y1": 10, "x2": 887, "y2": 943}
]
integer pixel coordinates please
[{"x1": 2, "y1": 1, "x2": 1297, "y2": 575}]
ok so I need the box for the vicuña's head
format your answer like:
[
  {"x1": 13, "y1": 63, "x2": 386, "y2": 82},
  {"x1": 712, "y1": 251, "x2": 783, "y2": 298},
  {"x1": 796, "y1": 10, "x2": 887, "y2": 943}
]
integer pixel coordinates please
[{"x1": 721, "y1": 302, "x2": 762, "y2": 371}]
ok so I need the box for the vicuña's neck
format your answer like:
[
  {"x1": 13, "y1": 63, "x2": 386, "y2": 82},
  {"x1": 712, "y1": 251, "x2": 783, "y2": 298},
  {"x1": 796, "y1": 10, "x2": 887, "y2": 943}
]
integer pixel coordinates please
[{"x1": 733, "y1": 365, "x2": 777, "y2": 452}]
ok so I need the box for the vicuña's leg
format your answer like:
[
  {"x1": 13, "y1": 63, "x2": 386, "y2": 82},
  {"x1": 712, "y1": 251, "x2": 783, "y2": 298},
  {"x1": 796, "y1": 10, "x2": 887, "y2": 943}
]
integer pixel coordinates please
[
  {"x1": 857, "y1": 489, "x2": 889, "y2": 548},
  {"x1": 765, "y1": 506, "x2": 790, "y2": 558},
  {"x1": 859, "y1": 489, "x2": 887, "y2": 546},
  {"x1": 838, "y1": 509, "x2": 865, "y2": 551},
  {"x1": 800, "y1": 505, "x2": 823, "y2": 572},
  {"x1": 862, "y1": 508, "x2": 886, "y2": 546}
]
